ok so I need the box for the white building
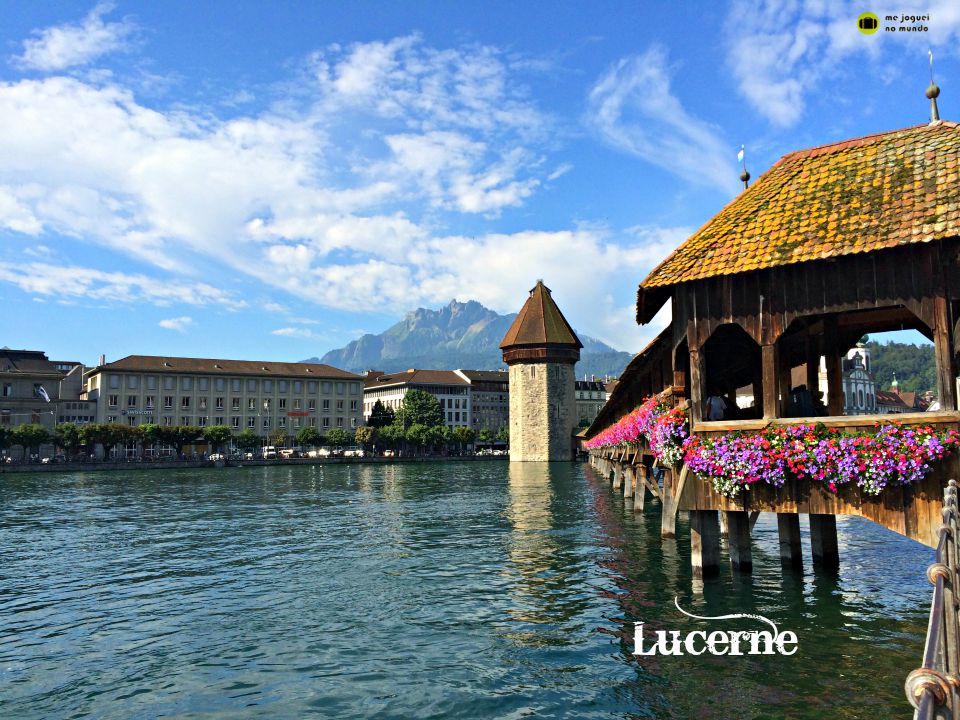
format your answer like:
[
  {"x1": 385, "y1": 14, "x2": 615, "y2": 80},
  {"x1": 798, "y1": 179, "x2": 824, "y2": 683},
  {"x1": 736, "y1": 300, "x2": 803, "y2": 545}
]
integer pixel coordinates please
[{"x1": 363, "y1": 369, "x2": 471, "y2": 428}]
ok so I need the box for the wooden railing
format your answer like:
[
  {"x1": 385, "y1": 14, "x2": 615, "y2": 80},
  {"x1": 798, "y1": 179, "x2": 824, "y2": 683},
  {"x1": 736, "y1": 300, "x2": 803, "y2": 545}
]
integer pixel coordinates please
[{"x1": 906, "y1": 479, "x2": 960, "y2": 719}]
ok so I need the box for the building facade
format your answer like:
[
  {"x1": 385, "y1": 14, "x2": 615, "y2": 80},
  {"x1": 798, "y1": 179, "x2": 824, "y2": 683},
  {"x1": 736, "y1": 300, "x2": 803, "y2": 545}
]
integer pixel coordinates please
[
  {"x1": 454, "y1": 369, "x2": 509, "y2": 434},
  {"x1": 575, "y1": 379, "x2": 609, "y2": 427},
  {"x1": 363, "y1": 369, "x2": 471, "y2": 428},
  {"x1": 500, "y1": 281, "x2": 582, "y2": 462},
  {"x1": 0, "y1": 349, "x2": 91, "y2": 430},
  {"x1": 83, "y1": 356, "x2": 363, "y2": 435}
]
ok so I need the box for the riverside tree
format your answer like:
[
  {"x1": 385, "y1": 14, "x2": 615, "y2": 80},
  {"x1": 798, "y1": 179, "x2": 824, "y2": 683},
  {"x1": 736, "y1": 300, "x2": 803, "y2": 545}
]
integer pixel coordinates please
[
  {"x1": 354, "y1": 426, "x2": 377, "y2": 450},
  {"x1": 396, "y1": 389, "x2": 443, "y2": 428},
  {"x1": 295, "y1": 426, "x2": 322, "y2": 450},
  {"x1": 54, "y1": 423, "x2": 83, "y2": 458},
  {"x1": 367, "y1": 400, "x2": 395, "y2": 428},
  {"x1": 235, "y1": 429, "x2": 260, "y2": 454},
  {"x1": 159, "y1": 425, "x2": 201, "y2": 457},
  {"x1": 326, "y1": 427, "x2": 353, "y2": 447},
  {"x1": 203, "y1": 425, "x2": 232, "y2": 455},
  {"x1": 11, "y1": 423, "x2": 50, "y2": 459}
]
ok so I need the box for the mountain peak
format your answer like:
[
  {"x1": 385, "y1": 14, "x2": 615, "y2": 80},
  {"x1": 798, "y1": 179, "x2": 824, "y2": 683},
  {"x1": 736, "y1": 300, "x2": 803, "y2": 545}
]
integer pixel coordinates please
[{"x1": 307, "y1": 299, "x2": 631, "y2": 378}]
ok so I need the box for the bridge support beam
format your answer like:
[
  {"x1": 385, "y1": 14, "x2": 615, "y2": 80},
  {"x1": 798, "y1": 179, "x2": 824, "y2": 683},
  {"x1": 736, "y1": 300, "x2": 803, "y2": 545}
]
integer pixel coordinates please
[
  {"x1": 725, "y1": 511, "x2": 753, "y2": 573},
  {"x1": 623, "y1": 465, "x2": 634, "y2": 498},
  {"x1": 777, "y1": 513, "x2": 803, "y2": 571},
  {"x1": 634, "y1": 466, "x2": 647, "y2": 512},
  {"x1": 690, "y1": 510, "x2": 721, "y2": 578},
  {"x1": 810, "y1": 514, "x2": 840, "y2": 571},
  {"x1": 612, "y1": 463, "x2": 623, "y2": 490},
  {"x1": 718, "y1": 511, "x2": 729, "y2": 538},
  {"x1": 661, "y1": 468, "x2": 677, "y2": 538}
]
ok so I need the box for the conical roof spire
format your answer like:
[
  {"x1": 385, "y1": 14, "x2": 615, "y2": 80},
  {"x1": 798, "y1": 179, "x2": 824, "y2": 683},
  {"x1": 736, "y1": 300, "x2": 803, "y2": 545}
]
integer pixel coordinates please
[{"x1": 500, "y1": 280, "x2": 583, "y2": 365}]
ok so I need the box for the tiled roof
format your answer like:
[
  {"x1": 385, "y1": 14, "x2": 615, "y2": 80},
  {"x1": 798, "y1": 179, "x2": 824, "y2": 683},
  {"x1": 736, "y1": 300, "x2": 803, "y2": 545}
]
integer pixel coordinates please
[
  {"x1": 0, "y1": 349, "x2": 63, "y2": 375},
  {"x1": 455, "y1": 369, "x2": 508, "y2": 382},
  {"x1": 95, "y1": 355, "x2": 361, "y2": 379},
  {"x1": 363, "y1": 369, "x2": 469, "y2": 389},
  {"x1": 876, "y1": 390, "x2": 910, "y2": 409},
  {"x1": 500, "y1": 280, "x2": 583, "y2": 349},
  {"x1": 641, "y1": 121, "x2": 960, "y2": 290}
]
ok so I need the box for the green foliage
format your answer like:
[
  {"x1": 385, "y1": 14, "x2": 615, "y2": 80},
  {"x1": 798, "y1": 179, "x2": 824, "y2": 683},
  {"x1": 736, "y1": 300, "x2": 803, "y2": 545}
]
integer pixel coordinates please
[
  {"x1": 396, "y1": 389, "x2": 443, "y2": 428},
  {"x1": 405, "y1": 423, "x2": 430, "y2": 449},
  {"x1": 235, "y1": 428, "x2": 261, "y2": 451},
  {"x1": 54, "y1": 423, "x2": 83, "y2": 454},
  {"x1": 160, "y1": 425, "x2": 202, "y2": 455},
  {"x1": 81, "y1": 423, "x2": 135, "y2": 457},
  {"x1": 354, "y1": 426, "x2": 377, "y2": 448},
  {"x1": 140, "y1": 423, "x2": 162, "y2": 447},
  {"x1": 326, "y1": 427, "x2": 353, "y2": 447},
  {"x1": 496, "y1": 425, "x2": 510, "y2": 443},
  {"x1": 453, "y1": 426, "x2": 475, "y2": 448},
  {"x1": 10, "y1": 423, "x2": 51, "y2": 455},
  {"x1": 478, "y1": 428, "x2": 493, "y2": 444},
  {"x1": 378, "y1": 424, "x2": 403, "y2": 448},
  {"x1": 367, "y1": 400, "x2": 395, "y2": 428},
  {"x1": 295, "y1": 426, "x2": 322, "y2": 448},
  {"x1": 866, "y1": 340, "x2": 936, "y2": 394},
  {"x1": 268, "y1": 427, "x2": 288, "y2": 447},
  {"x1": 203, "y1": 425, "x2": 232, "y2": 452}
]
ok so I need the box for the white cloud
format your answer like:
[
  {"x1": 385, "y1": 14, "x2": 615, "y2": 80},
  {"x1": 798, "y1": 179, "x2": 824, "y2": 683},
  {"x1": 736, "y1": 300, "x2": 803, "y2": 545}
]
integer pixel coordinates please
[
  {"x1": 159, "y1": 316, "x2": 193, "y2": 332},
  {"x1": 725, "y1": 0, "x2": 960, "y2": 127},
  {"x1": 0, "y1": 262, "x2": 245, "y2": 308},
  {"x1": 271, "y1": 327, "x2": 316, "y2": 339},
  {"x1": 586, "y1": 46, "x2": 736, "y2": 194},
  {"x1": 15, "y1": 3, "x2": 135, "y2": 72}
]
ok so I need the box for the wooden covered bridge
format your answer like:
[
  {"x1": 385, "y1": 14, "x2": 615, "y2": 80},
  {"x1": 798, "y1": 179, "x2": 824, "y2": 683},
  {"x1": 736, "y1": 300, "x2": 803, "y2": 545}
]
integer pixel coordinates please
[{"x1": 586, "y1": 116, "x2": 960, "y2": 581}]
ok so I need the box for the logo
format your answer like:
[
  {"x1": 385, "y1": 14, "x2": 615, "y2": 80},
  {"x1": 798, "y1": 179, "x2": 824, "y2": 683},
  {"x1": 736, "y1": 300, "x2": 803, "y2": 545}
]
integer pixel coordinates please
[
  {"x1": 858, "y1": 12, "x2": 880, "y2": 34},
  {"x1": 633, "y1": 598, "x2": 798, "y2": 657}
]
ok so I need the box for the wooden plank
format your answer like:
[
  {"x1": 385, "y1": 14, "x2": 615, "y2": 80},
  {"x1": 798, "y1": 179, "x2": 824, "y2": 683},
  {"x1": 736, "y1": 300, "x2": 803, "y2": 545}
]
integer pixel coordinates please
[
  {"x1": 933, "y1": 294, "x2": 958, "y2": 411},
  {"x1": 761, "y1": 343, "x2": 779, "y2": 419}
]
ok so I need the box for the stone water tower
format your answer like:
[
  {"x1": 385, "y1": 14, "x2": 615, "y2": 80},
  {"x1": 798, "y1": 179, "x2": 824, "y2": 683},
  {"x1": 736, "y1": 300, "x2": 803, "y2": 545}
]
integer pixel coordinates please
[{"x1": 499, "y1": 280, "x2": 582, "y2": 461}]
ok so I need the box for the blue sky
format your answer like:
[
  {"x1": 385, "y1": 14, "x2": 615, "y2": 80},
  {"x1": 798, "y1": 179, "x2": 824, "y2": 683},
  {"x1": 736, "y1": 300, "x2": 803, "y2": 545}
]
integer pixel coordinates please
[{"x1": 0, "y1": 1, "x2": 953, "y2": 365}]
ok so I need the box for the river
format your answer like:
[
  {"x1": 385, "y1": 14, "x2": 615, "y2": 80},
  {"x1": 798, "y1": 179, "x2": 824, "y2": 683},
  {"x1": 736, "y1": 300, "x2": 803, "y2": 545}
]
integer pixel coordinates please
[{"x1": 0, "y1": 462, "x2": 932, "y2": 718}]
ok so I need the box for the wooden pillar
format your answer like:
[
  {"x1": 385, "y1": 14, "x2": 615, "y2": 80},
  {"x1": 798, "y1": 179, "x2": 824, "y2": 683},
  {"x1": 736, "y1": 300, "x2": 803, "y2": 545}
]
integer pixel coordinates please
[
  {"x1": 690, "y1": 510, "x2": 721, "y2": 578},
  {"x1": 777, "y1": 512, "x2": 803, "y2": 570},
  {"x1": 778, "y1": 356, "x2": 792, "y2": 417},
  {"x1": 761, "y1": 343, "x2": 779, "y2": 419},
  {"x1": 725, "y1": 511, "x2": 753, "y2": 573},
  {"x1": 612, "y1": 463, "x2": 623, "y2": 490},
  {"x1": 810, "y1": 514, "x2": 840, "y2": 571},
  {"x1": 824, "y1": 317, "x2": 844, "y2": 416},
  {"x1": 718, "y1": 511, "x2": 728, "y2": 537},
  {"x1": 634, "y1": 465, "x2": 647, "y2": 512},
  {"x1": 933, "y1": 295, "x2": 958, "y2": 411},
  {"x1": 661, "y1": 468, "x2": 677, "y2": 538},
  {"x1": 689, "y1": 346, "x2": 705, "y2": 425},
  {"x1": 623, "y1": 465, "x2": 634, "y2": 498},
  {"x1": 805, "y1": 337, "x2": 819, "y2": 396}
]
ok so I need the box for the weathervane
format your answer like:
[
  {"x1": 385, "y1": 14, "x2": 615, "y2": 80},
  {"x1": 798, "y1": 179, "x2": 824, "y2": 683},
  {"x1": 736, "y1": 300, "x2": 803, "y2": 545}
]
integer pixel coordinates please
[
  {"x1": 738, "y1": 145, "x2": 750, "y2": 189},
  {"x1": 927, "y1": 50, "x2": 941, "y2": 123}
]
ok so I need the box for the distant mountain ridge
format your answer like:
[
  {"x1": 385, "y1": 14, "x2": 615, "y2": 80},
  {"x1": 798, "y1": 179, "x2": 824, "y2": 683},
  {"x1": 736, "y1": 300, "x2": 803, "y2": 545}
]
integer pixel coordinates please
[{"x1": 303, "y1": 300, "x2": 632, "y2": 379}]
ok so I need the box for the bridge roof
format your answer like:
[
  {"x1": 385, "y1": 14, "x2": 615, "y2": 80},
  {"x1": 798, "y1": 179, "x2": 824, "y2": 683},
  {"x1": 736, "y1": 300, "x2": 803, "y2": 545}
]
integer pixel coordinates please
[
  {"x1": 637, "y1": 120, "x2": 960, "y2": 322},
  {"x1": 499, "y1": 280, "x2": 583, "y2": 350}
]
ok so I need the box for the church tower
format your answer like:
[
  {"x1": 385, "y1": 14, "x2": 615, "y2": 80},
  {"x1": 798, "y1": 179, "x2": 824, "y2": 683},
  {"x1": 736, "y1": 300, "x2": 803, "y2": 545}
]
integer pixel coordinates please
[{"x1": 499, "y1": 280, "x2": 583, "y2": 461}]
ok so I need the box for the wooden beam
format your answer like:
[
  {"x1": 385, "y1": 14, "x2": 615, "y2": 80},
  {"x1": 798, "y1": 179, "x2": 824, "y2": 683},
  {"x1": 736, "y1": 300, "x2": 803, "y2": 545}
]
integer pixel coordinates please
[
  {"x1": 810, "y1": 514, "x2": 840, "y2": 571},
  {"x1": 933, "y1": 295, "x2": 958, "y2": 411},
  {"x1": 690, "y1": 510, "x2": 722, "y2": 578},
  {"x1": 725, "y1": 511, "x2": 753, "y2": 573},
  {"x1": 661, "y1": 468, "x2": 677, "y2": 538},
  {"x1": 689, "y1": 346, "x2": 705, "y2": 425},
  {"x1": 824, "y1": 316, "x2": 844, "y2": 416},
  {"x1": 761, "y1": 343, "x2": 779, "y2": 419},
  {"x1": 634, "y1": 466, "x2": 647, "y2": 512}
]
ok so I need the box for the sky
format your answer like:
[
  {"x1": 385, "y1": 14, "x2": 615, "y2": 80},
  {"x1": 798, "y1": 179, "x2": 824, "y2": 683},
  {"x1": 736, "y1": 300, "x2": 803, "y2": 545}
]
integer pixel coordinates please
[{"x1": 0, "y1": 1, "x2": 955, "y2": 366}]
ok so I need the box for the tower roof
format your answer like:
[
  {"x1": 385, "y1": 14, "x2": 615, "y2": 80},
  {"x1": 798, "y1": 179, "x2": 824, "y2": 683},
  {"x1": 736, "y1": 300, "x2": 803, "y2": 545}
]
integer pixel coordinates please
[{"x1": 499, "y1": 280, "x2": 583, "y2": 350}]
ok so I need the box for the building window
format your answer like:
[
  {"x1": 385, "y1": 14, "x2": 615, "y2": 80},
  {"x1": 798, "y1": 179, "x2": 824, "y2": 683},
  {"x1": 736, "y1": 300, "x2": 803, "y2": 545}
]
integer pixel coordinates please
[
  {"x1": 164, "y1": 396, "x2": 173, "y2": 410},
  {"x1": 263, "y1": 399, "x2": 271, "y2": 410},
  {"x1": 231, "y1": 417, "x2": 240, "y2": 429},
  {"x1": 145, "y1": 396, "x2": 155, "y2": 410},
  {"x1": 350, "y1": 417, "x2": 357, "y2": 428},
  {"x1": 323, "y1": 399, "x2": 330, "y2": 410},
  {"x1": 322, "y1": 417, "x2": 330, "y2": 428},
  {"x1": 163, "y1": 416, "x2": 173, "y2": 426},
  {"x1": 232, "y1": 379, "x2": 241, "y2": 392},
  {"x1": 350, "y1": 400, "x2": 358, "y2": 410},
  {"x1": 293, "y1": 418, "x2": 301, "y2": 428},
  {"x1": 294, "y1": 381, "x2": 302, "y2": 393},
  {"x1": 146, "y1": 376, "x2": 157, "y2": 390},
  {"x1": 247, "y1": 379, "x2": 257, "y2": 392},
  {"x1": 127, "y1": 395, "x2": 137, "y2": 408},
  {"x1": 248, "y1": 398, "x2": 256, "y2": 411},
  {"x1": 308, "y1": 399, "x2": 316, "y2": 410},
  {"x1": 215, "y1": 378, "x2": 225, "y2": 391},
  {"x1": 181, "y1": 416, "x2": 191, "y2": 425},
  {"x1": 198, "y1": 378, "x2": 209, "y2": 391},
  {"x1": 2, "y1": 384, "x2": 11, "y2": 397},
  {"x1": 182, "y1": 377, "x2": 193, "y2": 391},
  {"x1": 293, "y1": 399, "x2": 302, "y2": 410},
  {"x1": 232, "y1": 398, "x2": 240, "y2": 411},
  {"x1": 164, "y1": 377, "x2": 175, "y2": 390},
  {"x1": 247, "y1": 417, "x2": 256, "y2": 428},
  {"x1": 336, "y1": 417, "x2": 344, "y2": 427},
  {"x1": 263, "y1": 380, "x2": 273, "y2": 393},
  {"x1": 309, "y1": 417, "x2": 316, "y2": 427},
  {"x1": 216, "y1": 397, "x2": 224, "y2": 409},
  {"x1": 198, "y1": 417, "x2": 208, "y2": 427},
  {"x1": 128, "y1": 376, "x2": 139, "y2": 389},
  {"x1": 279, "y1": 398, "x2": 287, "y2": 410},
  {"x1": 322, "y1": 381, "x2": 332, "y2": 394},
  {"x1": 109, "y1": 374, "x2": 120, "y2": 389},
  {"x1": 350, "y1": 383, "x2": 359, "y2": 394},
  {"x1": 181, "y1": 397, "x2": 191, "y2": 409},
  {"x1": 279, "y1": 380, "x2": 288, "y2": 393},
  {"x1": 199, "y1": 397, "x2": 208, "y2": 410},
  {"x1": 278, "y1": 417, "x2": 286, "y2": 428},
  {"x1": 307, "y1": 381, "x2": 317, "y2": 393},
  {"x1": 262, "y1": 418, "x2": 270, "y2": 429}
]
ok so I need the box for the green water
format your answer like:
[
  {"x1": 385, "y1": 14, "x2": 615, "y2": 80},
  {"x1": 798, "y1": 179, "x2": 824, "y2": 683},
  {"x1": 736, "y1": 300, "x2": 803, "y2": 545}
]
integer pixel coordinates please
[{"x1": 0, "y1": 462, "x2": 931, "y2": 718}]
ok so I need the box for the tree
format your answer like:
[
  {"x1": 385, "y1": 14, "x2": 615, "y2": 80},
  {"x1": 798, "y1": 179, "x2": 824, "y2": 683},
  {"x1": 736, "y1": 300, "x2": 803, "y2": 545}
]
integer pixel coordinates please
[
  {"x1": 295, "y1": 426, "x2": 322, "y2": 449},
  {"x1": 0, "y1": 425, "x2": 10, "y2": 456},
  {"x1": 367, "y1": 400, "x2": 395, "y2": 428},
  {"x1": 396, "y1": 389, "x2": 443, "y2": 428},
  {"x1": 268, "y1": 427, "x2": 288, "y2": 447},
  {"x1": 427, "y1": 424, "x2": 450, "y2": 453},
  {"x1": 354, "y1": 426, "x2": 377, "y2": 450},
  {"x1": 140, "y1": 423, "x2": 163, "y2": 457},
  {"x1": 160, "y1": 425, "x2": 201, "y2": 457},
  {"x1": 203, "y1": 425, "x2": 232, "y2": 455},
  {"x1": 496, "y1": 425, "x2": 510, "y2": 444},
  {"x1": 378, "y1": 424, "x2": 403, "y2": 449},
  {"x1": 54, "y1": 423, "x2": 83, "y2": 457},
  {"x1": 453, "y1": 426, "x2": 476, "y2": 453},
  {"x1": 405, "y1": 423, "x2": 430, "y2": 454},
  {"x1": 478, "y1": 428, "x2": 493, "y2": 445},
  {"x1": 81, "y1": 423, "x2": 131, "y2": 459},
  {"x1": 326, "y1": 427, "x2": 353, "y2": 447},
  {"x1": 11, "y1": 423, "x2": 50, "y2": 460},
  {"x1": 235, "y1": 429, "x2": 260, "y2": 453}
]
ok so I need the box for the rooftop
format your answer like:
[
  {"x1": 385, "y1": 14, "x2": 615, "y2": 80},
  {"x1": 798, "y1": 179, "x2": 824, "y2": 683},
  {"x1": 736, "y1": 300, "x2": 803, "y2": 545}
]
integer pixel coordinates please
[
  {"x1": 499, "y1": 280, "x2": 583, "y2": 349},
  {"x1": 363, "y1": 369, "x2": 469, "y2": 389},
  {"x1": 92, "y1": 355, "x2": 361, "y2": 379},
  {"x1": 639, "y1": 121, "x2": 960, "y2": 319}
]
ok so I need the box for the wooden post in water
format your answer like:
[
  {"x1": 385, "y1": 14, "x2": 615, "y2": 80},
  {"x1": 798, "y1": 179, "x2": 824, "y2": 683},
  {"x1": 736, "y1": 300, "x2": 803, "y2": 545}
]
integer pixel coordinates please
[
  {"x1": 725, "y1": 511, "x2": 753, "y2": 573},
  {"x1": 623, "y1": 464, "x2": 634, "y2": 498},
  {"x1": 777, "y1": 513, "x2": 803, "y2": 570},
  {"x1": 690, "y1": 510, "x2": 721, "y2": 578},
  {"x1": 635, "y1": 465, "x2": 647, "y2": 512},
  {"x1": 718, "y1": 511, "x2": 729, "y2": 537},
  {"x1": 612, "y1": 463, "x2": 623, "y2": 490},
  {"x1": 810, "y1": 514, "x2": 840, "y2": 570},
  {"x1": 661, "y1": 468, "x2": 677, "y2": 538}
]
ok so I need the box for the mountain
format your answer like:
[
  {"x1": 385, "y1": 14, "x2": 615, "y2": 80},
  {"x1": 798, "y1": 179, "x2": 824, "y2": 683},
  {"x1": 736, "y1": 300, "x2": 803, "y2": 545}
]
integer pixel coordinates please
[{"x1": 303, "y1": 300, "x2": 633, "y2": 379}]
